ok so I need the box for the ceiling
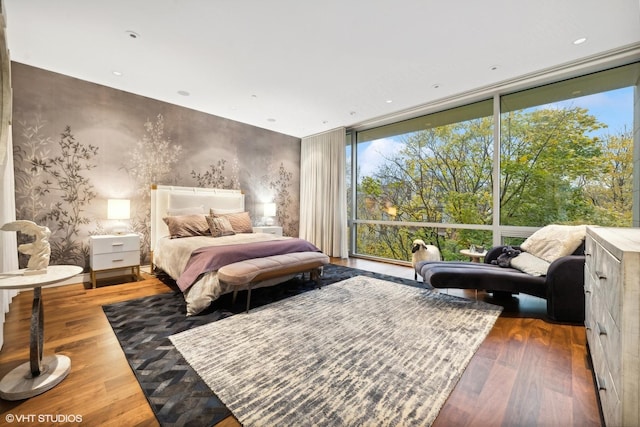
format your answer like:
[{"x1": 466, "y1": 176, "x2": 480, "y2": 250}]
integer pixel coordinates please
[{"x1": 4, "y1": 0, "x2": 640, "y2": 138}]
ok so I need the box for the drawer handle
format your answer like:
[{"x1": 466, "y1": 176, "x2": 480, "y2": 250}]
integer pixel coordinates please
[
  {"x1": 596, "y1": 322, "x2": 607, "y2": 336},
  {"x1": 596, "y1": 375, "x2": 607, "y2": 391},
  {"x1": 595, "y1": 270, "x2": 607, "y2": 280},
  {"x1": 112, "y1": 242, "x2": 124, "y2": 247},
  {"x1": 112, "y1": 258, "x2": 124, "y2": 262}
]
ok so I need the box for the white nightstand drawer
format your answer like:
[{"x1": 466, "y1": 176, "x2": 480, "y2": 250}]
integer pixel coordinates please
[
  {"x1": 253, "y1": 226, "x2": 283, "y2": 236},
  {"x1": 90, "y1": 234, "x2": 139, "y2": 254},
  {"x1": 90, "y1": 251, "x2": 139, "y2": 270}
]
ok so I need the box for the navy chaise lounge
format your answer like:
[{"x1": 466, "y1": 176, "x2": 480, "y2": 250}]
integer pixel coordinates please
[{"x1": 415, "y1": 242, "x2": 586, "y2": 323}]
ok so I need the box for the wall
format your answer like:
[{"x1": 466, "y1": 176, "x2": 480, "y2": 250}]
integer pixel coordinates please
[{"x1": 11, "y1": 62, "x2": 301, "y2": 270}]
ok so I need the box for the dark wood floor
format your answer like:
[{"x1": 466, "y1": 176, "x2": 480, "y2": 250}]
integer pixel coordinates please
[{"x1": 0, "y1": 258, "x2": 602, "y2": 426}]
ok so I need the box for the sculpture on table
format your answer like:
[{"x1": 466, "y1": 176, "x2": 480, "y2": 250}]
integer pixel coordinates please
[{"x1": 1, "y1": 220, "x2": 51, "y2": 275}]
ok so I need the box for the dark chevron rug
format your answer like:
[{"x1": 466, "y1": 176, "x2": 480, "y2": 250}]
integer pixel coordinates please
[{"x1": 103, "y1": 264, "x2": 428, "y2": 427}]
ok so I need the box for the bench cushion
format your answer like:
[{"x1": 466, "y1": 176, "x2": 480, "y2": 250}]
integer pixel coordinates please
[{"x1": 218, "y1": 252, "x2": 329, "y2": 286}]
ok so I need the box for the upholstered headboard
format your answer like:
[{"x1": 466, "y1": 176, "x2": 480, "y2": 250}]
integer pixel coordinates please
[{"x1": 150, "y1": 184, "x2": 244, "y2": 252}]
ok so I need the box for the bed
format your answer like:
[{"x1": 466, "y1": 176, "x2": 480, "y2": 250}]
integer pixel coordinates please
[{"x1": 150, "y1": 185, "x2": 327, "y2": 315}]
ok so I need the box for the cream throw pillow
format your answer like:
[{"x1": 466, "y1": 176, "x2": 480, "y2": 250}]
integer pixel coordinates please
[
  {"x1": 520, "y1": 224, "x2": 586, "y2": 263},
  {"x1": 510, "y1": 252, "x2": 550, "y2": 277}
]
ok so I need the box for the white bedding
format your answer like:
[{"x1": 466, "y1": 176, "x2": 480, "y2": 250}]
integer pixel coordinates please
[{"x1": 154, "y1": 232, "x2": 292, "y2": 315}]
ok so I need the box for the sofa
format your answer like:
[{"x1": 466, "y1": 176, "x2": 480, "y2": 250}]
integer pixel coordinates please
[{"x1": 415, "y1": 225, "x2": 587, "y2": 323}]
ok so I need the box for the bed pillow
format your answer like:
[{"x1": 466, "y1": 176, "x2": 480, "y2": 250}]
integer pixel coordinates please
[
  {"x1": 167, "y1": 205, "x2": 205, "y2": 216},
  {"x1": 163, "y1": 214, "x2": 210, "y2": 238},
  {"x1": 510, "y1": 252, "x2": 550, "y2": 277},
  {"x1": 212, "y1": 211, "x2": 253, "y2": 233},
  {"x1": 520, "y1": 224, "x2": 586, "y2": 263},
  {"x1": 210, "y1": 208, "x2": 244, "y2": 215},
  {"x1": 206, "y1": 215, "x2": 236, "y2": 237}
]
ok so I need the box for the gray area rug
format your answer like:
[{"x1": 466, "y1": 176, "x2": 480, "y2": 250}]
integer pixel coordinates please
[{"x1": 170, "y1": 276, "x2": 502, "y2": 426}]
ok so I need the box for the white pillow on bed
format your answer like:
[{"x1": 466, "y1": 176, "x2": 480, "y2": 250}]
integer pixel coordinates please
[
  {"x1": 210, "y1": 207, "x2": 244, "y2": 215},
  {"x1": 167, "y1": 205, "x2": 205, "y2": 216}
]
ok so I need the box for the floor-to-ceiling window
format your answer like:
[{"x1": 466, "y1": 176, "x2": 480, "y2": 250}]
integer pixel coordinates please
[
  {"x1": 353, "y1": 100, "x2": 494, "y2": 261},
  {"x1": 349, "y1": 61, "x2": 639, "y2": 263}
]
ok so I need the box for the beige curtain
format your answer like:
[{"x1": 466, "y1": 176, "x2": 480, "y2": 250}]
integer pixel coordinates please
[
  {"x1": 0, "y1": 127, "x2": 17, "y2": 350},
  {"x1": 0, "y1": 4, "x2": 17, "y2": 349},
  {"x1": 299, "y1": 127, "x2": 348, "y2": 258}
]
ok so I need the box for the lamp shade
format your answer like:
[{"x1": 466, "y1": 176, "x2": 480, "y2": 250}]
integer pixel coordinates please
[
  {"x1": 107, "y1": 199, "x2": 130, "y2": 220},
  {"x1": 263, "y1": 202, "x2": 277, "y2": 217}
]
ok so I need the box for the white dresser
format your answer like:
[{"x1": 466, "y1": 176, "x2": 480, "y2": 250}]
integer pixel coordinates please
[
  {"x1": 584, "y1": 226, "x2": 640, "y2": 427},
  {"x1": 89, "y1": 233, "x2": 141, "y2": 288}
]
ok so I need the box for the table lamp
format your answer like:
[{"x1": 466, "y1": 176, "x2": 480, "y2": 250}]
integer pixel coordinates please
[
  {"x1": 108, "y1": 199, "x2": 130, "y2": 234},
  {"x1": 263, "y1": 202, "x2": 277, "y2": 226}
]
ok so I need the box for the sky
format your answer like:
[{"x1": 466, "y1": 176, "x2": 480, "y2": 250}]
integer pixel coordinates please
[{"x1": 352, "y1": 86, "x2": 634, "y2": 181}]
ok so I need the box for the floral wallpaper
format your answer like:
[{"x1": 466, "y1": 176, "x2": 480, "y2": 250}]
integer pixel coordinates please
[{"x1": 11, "y1": 62, "x2": 301, "y2": 269}]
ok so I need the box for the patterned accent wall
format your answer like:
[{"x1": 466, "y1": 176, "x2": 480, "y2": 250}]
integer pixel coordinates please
[{"x1": 11, "y1": 62, "x2": 301, "y2": 269}]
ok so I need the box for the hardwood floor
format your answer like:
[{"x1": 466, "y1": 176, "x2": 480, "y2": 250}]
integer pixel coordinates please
[{"x1": 0, "y1": 259, "x2": 601, "y2": 426}]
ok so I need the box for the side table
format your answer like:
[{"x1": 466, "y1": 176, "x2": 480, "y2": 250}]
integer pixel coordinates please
[
  {"x1": 460, "y1": 249, "x2": 487, "y2": 263},
  {"x1": 0, "y1": 265, "x2": 82, "y2": 400},
  {"x1": 252, "y1": 226, "x2": 283, "y2": 236},
  {"x1": 89, "y1": 234, "x2": 141, "y2": 288}
]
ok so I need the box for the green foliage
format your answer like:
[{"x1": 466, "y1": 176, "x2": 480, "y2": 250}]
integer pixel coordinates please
[{"x1": 354, "y1": 106, "x2": 631, "y2": 262}]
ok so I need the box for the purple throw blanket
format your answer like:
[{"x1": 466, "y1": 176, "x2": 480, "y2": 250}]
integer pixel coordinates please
[{"x1": 177, "y1": 238, "x2": 321, "y2": 291}]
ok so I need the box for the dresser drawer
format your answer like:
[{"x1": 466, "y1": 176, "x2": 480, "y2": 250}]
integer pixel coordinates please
[
  {"x1": 90, "y1": 234, "x2": 139, "y2": 255},
  {"x1": 584, "y1": 227, "x2": 640, "y2": 427},
  {"x1": 90, "y1": 250, "x2": 140, "y2": 270},
  {"x1": 589, "y1": 293, "x2": 622, "y2": 390},
  {"x1": 589, "y1": 240, "x2": 622, "y2": 328}
]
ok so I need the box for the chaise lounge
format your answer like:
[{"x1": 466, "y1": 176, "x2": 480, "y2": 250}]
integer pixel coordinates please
[{"x1": 415, "y1": 225, "x2": 587, "y2": 323}]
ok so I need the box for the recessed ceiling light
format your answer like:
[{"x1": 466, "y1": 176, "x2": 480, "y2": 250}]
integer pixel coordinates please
[
  {"x1": 267, "y1": 118, "x2": 276, "y2": 122},
  {"x1": 177, "y1": 90, "x2": 190, "y2": 96},
  {"x1": 385, "y1": 99, "x2": 393, "y2": 104},
  {"x1": 112, "y1": 70, "x2": 123, "y2": 76},
  {"x1": 573, "y1": 37, "x2": 587, "y2": 45},
  {"x1": 489, "y1": 65, "x2": 499, "y2": 71},
  {"x1": 126, "y1": 30, "x2": 140, "y2": 39},
  {"x1": 432, "y1": 83, "x2": 441, "y2": 89}
]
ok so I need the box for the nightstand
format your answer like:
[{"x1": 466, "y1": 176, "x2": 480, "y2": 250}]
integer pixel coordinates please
[
  {"x1": 89, "y1": 233, "x2": 141, "y2": 288},
  {"x1": 253, "y1": 226, "x2": 283, "y2": 236}
]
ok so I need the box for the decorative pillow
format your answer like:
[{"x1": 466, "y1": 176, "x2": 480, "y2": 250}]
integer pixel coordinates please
[
  {"x1": 520, "y1": 224, "x2": 586, "y2": 263},
  {"x1": 206, "y1": 215, "x2": 236, "y2": 238},
  {"x1": 510, "y1": 252, "x2": 550, "y2": 277},
  {"x1": 163, "y1": 214, "x2": 210, "y2": 238},
  {"x1": 167, "y1": 205, "x2": 205, "y2": 216},
  {"x1": 213, "y1": 211, "x2": 253, "y2": 233}
]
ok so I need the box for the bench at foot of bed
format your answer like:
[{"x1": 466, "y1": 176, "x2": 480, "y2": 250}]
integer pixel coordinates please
[{"x1": 218, "y1": 252, "x2": 330, "y2": 313}]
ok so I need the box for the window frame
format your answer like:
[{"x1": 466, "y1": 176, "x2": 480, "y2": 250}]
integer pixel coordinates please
[{"x1": 347, "y1": 61, "x2": 640, "y2": 263}]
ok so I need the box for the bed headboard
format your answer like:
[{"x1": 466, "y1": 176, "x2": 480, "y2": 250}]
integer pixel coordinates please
[{"x1": 150, "y1": 185, "x2": 244, "y2": 251}]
